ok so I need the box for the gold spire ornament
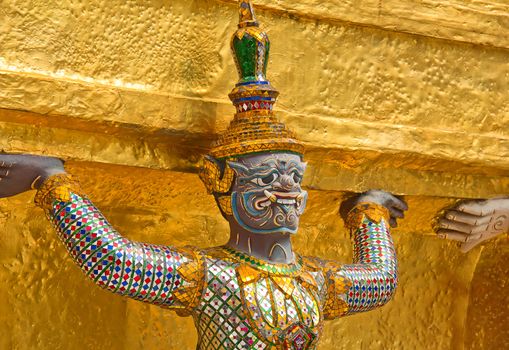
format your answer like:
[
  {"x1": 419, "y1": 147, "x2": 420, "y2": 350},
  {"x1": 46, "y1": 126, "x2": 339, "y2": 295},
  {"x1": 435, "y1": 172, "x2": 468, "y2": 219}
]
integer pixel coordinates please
[
  {"x1": 238, "y1": 0, "x2": 259, "y2": 28},
  {"x1": 200, "y1": 0, "x2": 304, "y2": 199},
  {"x1": 208, "y1": 0, "x2": 304, "y2": 160}
]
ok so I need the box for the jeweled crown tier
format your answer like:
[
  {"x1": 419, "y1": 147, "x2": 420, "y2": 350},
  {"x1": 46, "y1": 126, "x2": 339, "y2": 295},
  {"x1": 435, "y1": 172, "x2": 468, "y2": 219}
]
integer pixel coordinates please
[{"x1": 209, "y1": 0, "x2": 304, "y2": 159}]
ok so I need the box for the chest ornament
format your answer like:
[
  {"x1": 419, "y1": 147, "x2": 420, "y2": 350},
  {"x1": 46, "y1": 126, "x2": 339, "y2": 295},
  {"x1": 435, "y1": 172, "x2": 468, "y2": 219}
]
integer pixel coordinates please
[{"x1": 223, "y1": 248, "x2": 323, "y2": 349}]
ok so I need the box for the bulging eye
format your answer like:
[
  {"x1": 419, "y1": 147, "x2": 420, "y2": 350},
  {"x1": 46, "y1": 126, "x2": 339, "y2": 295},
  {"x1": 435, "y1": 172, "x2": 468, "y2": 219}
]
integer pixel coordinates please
[
  {"x1": 291, "y1": 171, "x2": 302, "y2": 184},
  {"x1": 251, "y1": 173, "x2": 278, "y2": 186}
]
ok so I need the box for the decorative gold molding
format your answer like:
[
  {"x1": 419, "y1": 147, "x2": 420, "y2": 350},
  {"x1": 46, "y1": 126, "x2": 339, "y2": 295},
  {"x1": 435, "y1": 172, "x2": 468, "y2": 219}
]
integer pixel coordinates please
[{"x1": 217, "y1": 0, "x2": 509, "y2": 49}]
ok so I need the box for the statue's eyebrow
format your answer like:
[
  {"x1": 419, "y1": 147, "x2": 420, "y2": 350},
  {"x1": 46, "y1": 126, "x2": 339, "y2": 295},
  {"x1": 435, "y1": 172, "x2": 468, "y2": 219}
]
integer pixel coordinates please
[
  {"x1": 242, "y1": 161, "x2": 274, "y2": 175},
  {"x1": 286, "y1": 160, "x2": 306, "y2": 172},
  {"x1": 259, "y1": 159, "x2": 278, "y2": 168},
  {"x1": 258, "y1": 159, "x2": 306, "y2": 172}
]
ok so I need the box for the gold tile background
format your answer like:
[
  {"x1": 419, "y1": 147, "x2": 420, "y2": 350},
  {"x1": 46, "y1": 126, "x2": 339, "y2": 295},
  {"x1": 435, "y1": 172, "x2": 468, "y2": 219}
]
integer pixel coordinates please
[{"x1": 0, "y1": 0, "x2": 507, "y2": 349}]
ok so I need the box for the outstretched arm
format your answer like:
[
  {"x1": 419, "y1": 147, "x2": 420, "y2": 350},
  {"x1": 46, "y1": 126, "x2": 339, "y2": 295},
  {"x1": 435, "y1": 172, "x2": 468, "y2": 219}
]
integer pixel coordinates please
[
  {"x1": 321, "y1": 190, "x2": 407, "y2": 319},
  {"x1": 0, "y1": 155, "x2": 203, "y2": 315}
]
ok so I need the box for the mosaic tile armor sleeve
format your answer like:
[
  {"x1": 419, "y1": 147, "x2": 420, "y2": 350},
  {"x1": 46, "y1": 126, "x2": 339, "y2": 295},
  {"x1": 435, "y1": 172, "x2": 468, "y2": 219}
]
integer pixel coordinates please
[
  {"x1": 36, "y1": 175, "x2": 397, "y2": 349},
  {"x1": 37, "y1": 177, "x2": 204, "y2": 312},
  {"x1": 321, "y1": 216, "x2": 398, "y2": 319}
]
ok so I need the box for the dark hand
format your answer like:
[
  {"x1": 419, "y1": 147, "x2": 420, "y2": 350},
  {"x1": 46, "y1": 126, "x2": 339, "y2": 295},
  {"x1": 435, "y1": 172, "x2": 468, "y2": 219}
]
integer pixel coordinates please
[
  {"x1": 436, "y1": 198, "x2": 509, "y2": 253},
  {"x1": 340, "y1": 189, "x2": 408, "y2": 228},
  {"x1": 0, "y1": 154, "x2": 65, "y2": 198}
]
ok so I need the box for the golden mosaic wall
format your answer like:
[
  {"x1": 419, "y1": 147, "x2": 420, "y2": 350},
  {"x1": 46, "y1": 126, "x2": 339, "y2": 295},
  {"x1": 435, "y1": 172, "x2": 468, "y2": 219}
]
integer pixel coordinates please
[{"x1": 0, "y1": 0, "x2": 507, "y2": 349}]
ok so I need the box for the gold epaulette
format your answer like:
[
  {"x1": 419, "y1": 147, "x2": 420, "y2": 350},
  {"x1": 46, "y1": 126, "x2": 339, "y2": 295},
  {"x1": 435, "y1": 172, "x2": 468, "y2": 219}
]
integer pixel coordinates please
[{"x1": 173, "y1": 247, "x2": 206, "y2": 316}]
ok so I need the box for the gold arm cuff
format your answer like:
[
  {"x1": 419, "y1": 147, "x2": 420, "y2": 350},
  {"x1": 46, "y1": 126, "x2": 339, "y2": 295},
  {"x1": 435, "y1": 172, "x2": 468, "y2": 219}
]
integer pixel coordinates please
[
  {"x1": 345, "y1": 202, "x2": 391, "y2": 230},
  {"x1": 173, "y1": 246, "x2": 206, "y2": 316},
  {"x1": 34, "y1": 173, "x2": 82, "y2": 210},
  {"x1": 323, "y1": 274, "x2": 351, "y2": 319}
]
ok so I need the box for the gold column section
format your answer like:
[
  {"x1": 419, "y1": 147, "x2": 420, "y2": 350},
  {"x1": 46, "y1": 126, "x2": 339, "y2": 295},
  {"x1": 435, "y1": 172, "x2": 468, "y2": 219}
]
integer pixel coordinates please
[{"x1": 0, "y1": 0, "x2": 508, "y2": 349}]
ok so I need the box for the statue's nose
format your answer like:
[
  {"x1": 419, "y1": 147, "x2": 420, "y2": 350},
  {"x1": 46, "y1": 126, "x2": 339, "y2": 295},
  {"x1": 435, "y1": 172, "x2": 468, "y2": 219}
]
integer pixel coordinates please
[{"x1": 274, "y1": 175, "x2": 296, "y2": 191}]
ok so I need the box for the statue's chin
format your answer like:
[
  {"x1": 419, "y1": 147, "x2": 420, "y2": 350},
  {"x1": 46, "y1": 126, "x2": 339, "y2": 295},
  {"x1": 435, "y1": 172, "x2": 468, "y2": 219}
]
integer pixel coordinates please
[
  {"x1": 273, "y1": 227, "x2": 299, "y2": 235},
  {"x1": 232, "y1": 192, "x2": 300, "y2": 234},
  {"x1": 236, "y1": 220, "x2": 299, "y2": 235}
]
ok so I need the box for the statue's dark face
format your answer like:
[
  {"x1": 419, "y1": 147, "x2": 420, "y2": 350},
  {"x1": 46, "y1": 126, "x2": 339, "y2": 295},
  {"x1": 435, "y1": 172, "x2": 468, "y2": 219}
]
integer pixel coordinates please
[{"x1": 227, "y1": 152, "x2": 308, "y2": 234}]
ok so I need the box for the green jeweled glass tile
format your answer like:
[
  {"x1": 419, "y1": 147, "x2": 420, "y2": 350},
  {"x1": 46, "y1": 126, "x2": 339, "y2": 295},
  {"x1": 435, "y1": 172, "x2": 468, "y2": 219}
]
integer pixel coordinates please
[
  {"x1": 263, "y1": 40, "x2": 270, "y2": 75},
  {"x1": 233, "y1": 34, "x2": 257, "y2": 81}
]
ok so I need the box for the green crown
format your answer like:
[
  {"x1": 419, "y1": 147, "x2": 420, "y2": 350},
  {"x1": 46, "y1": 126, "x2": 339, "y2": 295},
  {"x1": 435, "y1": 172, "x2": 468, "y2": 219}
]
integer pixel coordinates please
[{"x1": 231, "y1": 0, "x2": 270, "y2": 83}]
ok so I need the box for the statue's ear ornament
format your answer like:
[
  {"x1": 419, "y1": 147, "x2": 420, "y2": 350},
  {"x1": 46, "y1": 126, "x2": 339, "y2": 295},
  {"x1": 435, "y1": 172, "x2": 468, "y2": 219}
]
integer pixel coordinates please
[
  {"x1": 217, "y1": 195, "x2": 234, "y2": 217},
  {"x1": 199, "y1": 155, "x2": 235, "y2": 217},
  {"x1": 199, "y1": 156, "x2": 235, "y2": 195}
]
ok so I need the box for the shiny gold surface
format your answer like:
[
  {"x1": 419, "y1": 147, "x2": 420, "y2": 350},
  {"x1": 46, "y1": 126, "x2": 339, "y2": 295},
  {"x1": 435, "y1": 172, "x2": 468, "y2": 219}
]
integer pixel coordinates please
[
  {"x1": 464, "y1": 242, "x2": 509, "y2": 349},
  {"x1": 217, "y1": 0, "x2": 509, "y2": 49},
  {"x1": 0, "y1": 0, "x2": 508, "y2": 349},
  {"x1": 1, "y1": 107, "x2": 508, "y2": 199}
]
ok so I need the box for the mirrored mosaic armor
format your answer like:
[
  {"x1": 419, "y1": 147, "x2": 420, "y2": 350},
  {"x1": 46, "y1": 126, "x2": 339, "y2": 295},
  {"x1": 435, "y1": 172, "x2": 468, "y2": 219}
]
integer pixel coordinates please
[{"x1": 36, "y1": 175, "x2": 397, "y2": 350}]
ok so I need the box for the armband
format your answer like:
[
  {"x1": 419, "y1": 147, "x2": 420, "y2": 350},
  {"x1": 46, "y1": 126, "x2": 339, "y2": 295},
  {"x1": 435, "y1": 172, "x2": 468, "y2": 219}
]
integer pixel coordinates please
[
  {"x1": 345, "y1": 202, "x2": 390, "y2": 230},
  {"x1": 34, "y1": 173, "x2": 82, "y2": 210}
]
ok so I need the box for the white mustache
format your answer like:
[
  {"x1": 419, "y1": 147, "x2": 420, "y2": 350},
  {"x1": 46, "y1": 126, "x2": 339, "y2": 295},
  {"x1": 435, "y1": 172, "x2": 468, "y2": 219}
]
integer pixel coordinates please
[{"x1": 254, "y1": 190, "x2": 305, "y2": 210}]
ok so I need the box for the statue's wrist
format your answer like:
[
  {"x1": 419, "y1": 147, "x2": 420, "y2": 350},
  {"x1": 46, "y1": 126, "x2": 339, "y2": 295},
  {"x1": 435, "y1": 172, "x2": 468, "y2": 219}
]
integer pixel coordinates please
[
  {"x1": 34, "y1": 173, "x2": 81, "y2": 209},
  {"x1": 345, "y1": 202, "x2": 391, "y2": 230},
  {"x1": 494, "y1": 198, "x2": 509, "y2": 211},
  {"x1": 32, "y1": 168, "x2": 67, "y2": 190}
]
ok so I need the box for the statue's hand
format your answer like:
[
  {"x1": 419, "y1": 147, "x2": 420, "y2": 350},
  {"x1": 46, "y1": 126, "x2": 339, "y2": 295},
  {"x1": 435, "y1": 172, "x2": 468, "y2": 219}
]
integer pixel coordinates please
[
  {"x1": 0, "y1": 154, "x2": 65, "y2": 198},
  {"x1": 340, "y1": 189, "x2": 408, "y2": 228},
  {"x1": 436, "y1": 198, "x2": 509, "y2": 253}
]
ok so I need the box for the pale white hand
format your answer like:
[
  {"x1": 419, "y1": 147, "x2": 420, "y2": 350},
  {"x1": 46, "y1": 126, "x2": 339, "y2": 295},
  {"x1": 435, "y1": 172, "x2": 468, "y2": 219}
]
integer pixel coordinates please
[{"x1": 436, "y1": 198, "x2": 509, "y2": 253}]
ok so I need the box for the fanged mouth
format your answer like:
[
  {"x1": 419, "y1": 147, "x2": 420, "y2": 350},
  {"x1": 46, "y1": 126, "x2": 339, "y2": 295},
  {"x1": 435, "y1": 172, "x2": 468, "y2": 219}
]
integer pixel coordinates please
[{"x1": 254, "y1": 190, "x2": 304, "y2": 210}]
